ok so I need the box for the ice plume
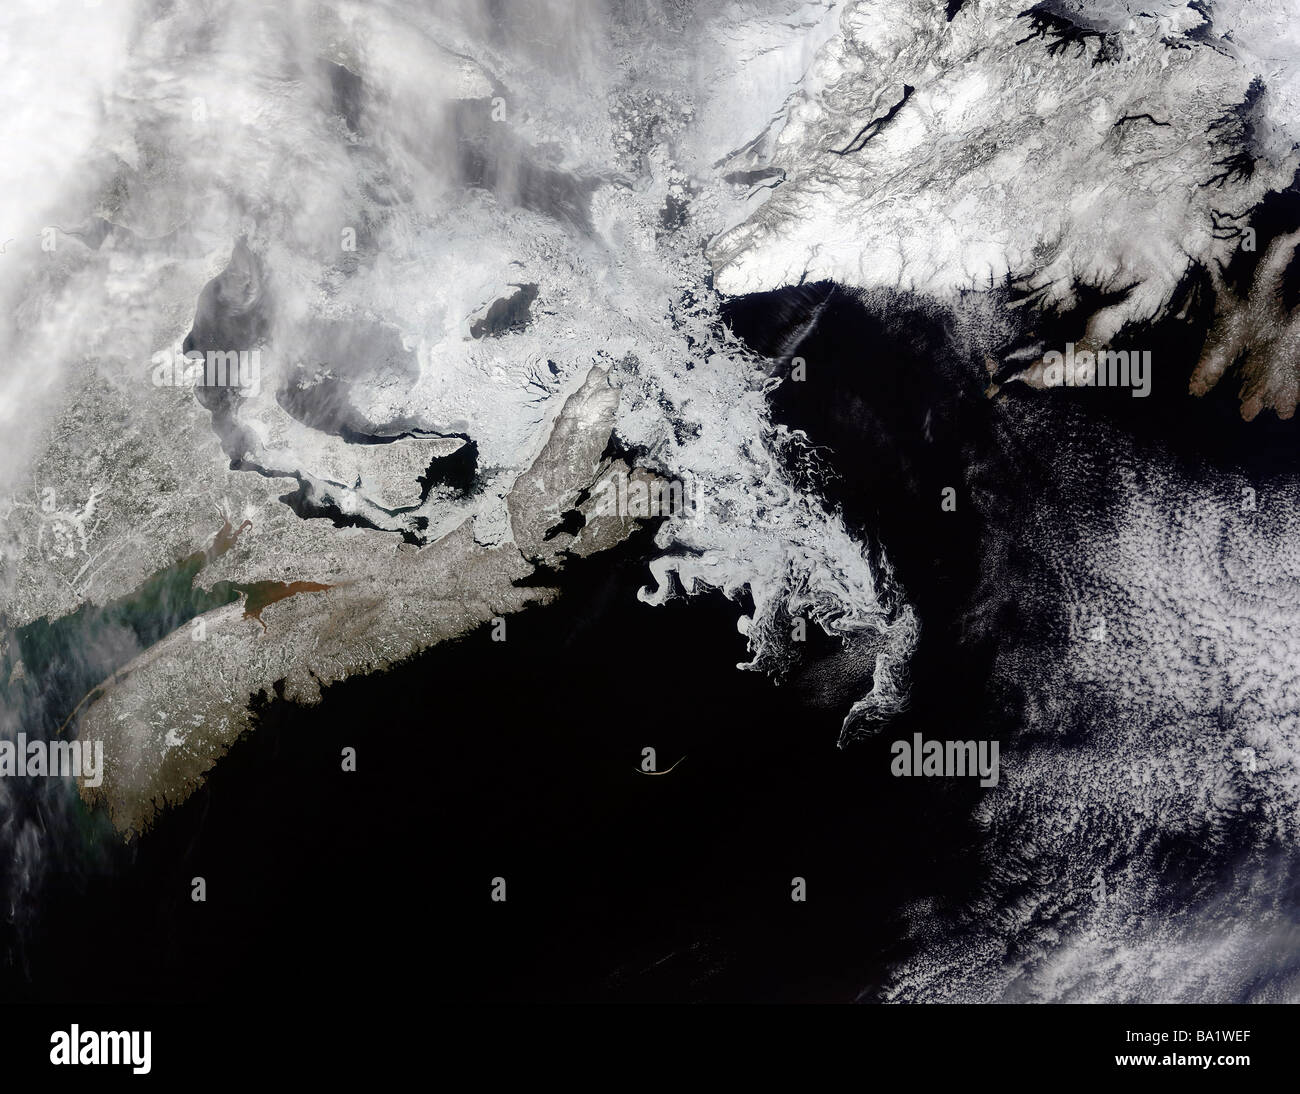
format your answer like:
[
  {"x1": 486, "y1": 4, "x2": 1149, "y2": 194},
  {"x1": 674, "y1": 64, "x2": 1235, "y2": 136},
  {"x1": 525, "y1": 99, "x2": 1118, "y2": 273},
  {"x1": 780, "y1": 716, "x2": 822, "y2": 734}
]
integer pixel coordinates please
[{"x1": 633, "y1": 416, "x2": 920, "y2": 739}]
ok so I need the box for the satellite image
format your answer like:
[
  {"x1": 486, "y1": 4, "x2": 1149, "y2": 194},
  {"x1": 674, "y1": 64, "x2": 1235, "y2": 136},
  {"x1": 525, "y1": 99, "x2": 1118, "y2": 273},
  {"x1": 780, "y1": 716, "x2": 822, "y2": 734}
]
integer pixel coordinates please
[{"x1": 0, "y1": 0, "x2": 1295, "y2": 1072}]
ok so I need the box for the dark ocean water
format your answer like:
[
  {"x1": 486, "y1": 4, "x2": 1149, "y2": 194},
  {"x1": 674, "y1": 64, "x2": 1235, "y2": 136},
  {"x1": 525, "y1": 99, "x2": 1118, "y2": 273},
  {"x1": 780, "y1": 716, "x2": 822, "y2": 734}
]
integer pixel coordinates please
[{"x1": 4, "y1": 513, "x2": 987, "y2": 1003}]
